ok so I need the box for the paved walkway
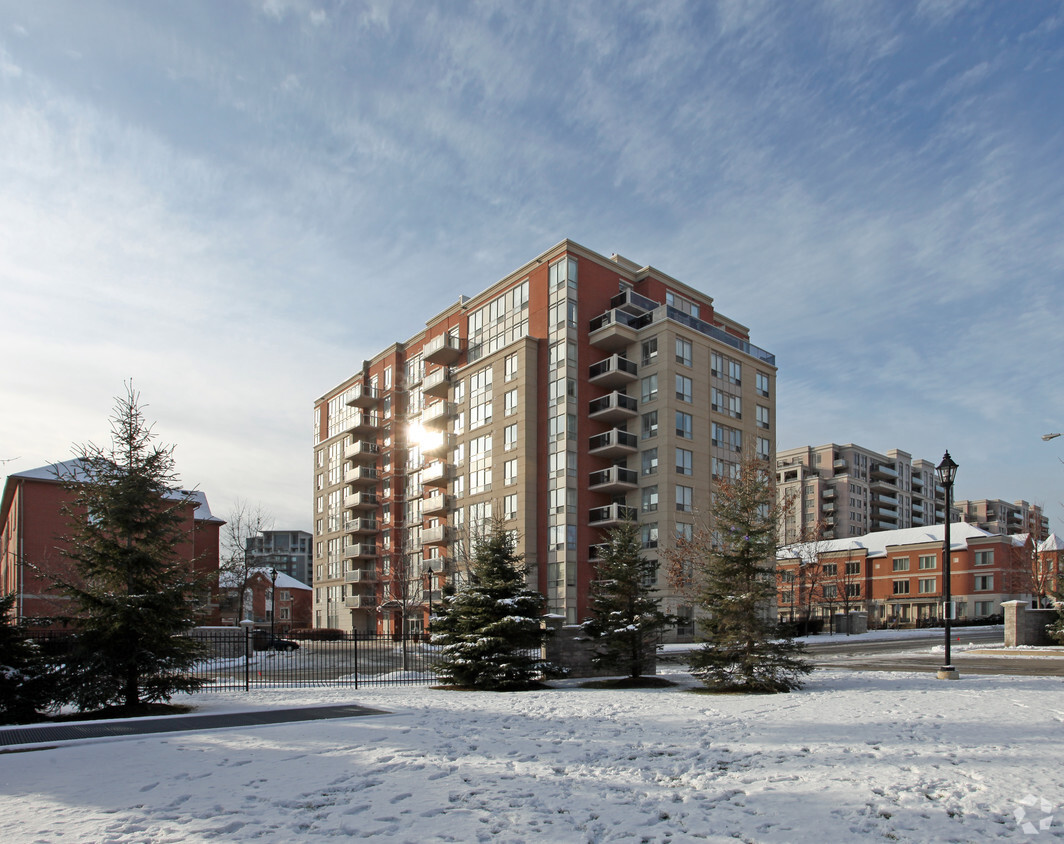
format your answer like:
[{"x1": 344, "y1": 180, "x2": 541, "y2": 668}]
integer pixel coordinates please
[{"x1": 0, "y1": 703, "x2": 389, "y2": 751}]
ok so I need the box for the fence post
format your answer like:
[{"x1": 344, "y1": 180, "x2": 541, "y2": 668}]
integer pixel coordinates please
[
  {"x1": 353, "y1": 632, "x2": 359, "y2": 689},
  {"x1": 239, "y1": 619, "x2": 255, "y2": 692}
]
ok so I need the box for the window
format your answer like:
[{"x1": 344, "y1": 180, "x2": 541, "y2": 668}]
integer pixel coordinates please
[
  {"x1": 641, "y1": 337, "x2": 658, "y2": 366},
  {"x1": 845, "y1": 561, "x2": 861, "y2": 575},
  {"x1": 975, "y1": 600, "x2": 994, "y2": 616},
  {"x1": 504, "y1": 423, "x2": 518, "y2": 451},
  {"x1": 641, "y1": 411, "x2": 658, "y2": 440},
  {"x1": 504, "y1": 459, "x2": 518, "y2": 485},
  {"x1": 676, "y1": 485, "x2": 693, "y2": 513},
  {"x1": 675, "y1": 337, "x2": 692, "y2": 367},
  {"x1": 974, "y1": 575, "x2": 993, "y2": 592},
  {"x1": 676, "y1": 374, "x2": 693, "y2": 403},
  {"x1": 918, "y1": 554, "x2": 936, "y2": 570},
  {"x1": 756, "y1": 372, "x2": 770, "y2": 397},
  {"x1": 641, "y1": 522, "x2": 658, "y2": 550},
  {"x1": 642, "y1": 448, "x2": 658, "y2": 476},
  {"x1": 893, "y1": 580, "x2": 910, "y2": 595},
  {"x1": 823, "y1": 585, "x2": 837, "y2": 599},
  {"x1": 712, "y1": 352, "x2": 741, "y2": 385},
  {"x1": 823, "y1": 563, "x2": 837, "y2": 576},
  {"x1": 676, "y1": 447, "x2": 693, "y2": 476},
  {"x1": 918, "y1": 578, "x2": 936, "y2": 594},
  {"x1": 711, "y1": 388, "x2": 740, "y2": 418},
  {"x1": 892, "y1": 558, "x2": 910, "y2": 572},
  {"x1": 675, "y1": 523, "x2": 693, "y2": 543},
  {"x1": 504, "y1": 494, "x2": 518, "y2": 521},
  {"x1": 641, "y1": 374, "x2": 658, "y2": 403},
  {"x1": 756, "y1": 405, "x2": 770, "y2": 430},
  {"x1": 642, "y1": 486, "x2": 658, "y2": 513},
  {"x1": 504, "y1": 353, "x2": 518, "y2": 382},
  {"x1": 974, "y1": 549, "x2": 994, "y2": 567},
  {"x1": 846, "y1": 584, "x2": 860, "y2": 598},
  {"x1": 676, "y1": 411, "x2": 692, "y2": 439},
  {"x1": 504, "y1": 389, "x2": 518, "y2": 416},
  {"x1": 757, "y1": 437, "x2": 771, "y2": 460}
]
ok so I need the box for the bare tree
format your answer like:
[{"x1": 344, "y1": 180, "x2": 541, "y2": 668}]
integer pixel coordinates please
[{"x1": 219, "y1": 499, "x2": 273, "y2": 621}]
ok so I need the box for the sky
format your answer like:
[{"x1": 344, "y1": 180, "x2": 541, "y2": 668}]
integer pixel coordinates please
[
  {"x1": 2, "y1": 661, "x2": 1062, "y2": 840},
  {"x1": 1, "y1": 1, "x2": 1063, "y2": 532}
]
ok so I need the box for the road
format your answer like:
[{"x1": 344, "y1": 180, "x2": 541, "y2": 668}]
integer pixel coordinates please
[{"x1": 662, "y1": 627, "x2": 1064, "y2": 677}]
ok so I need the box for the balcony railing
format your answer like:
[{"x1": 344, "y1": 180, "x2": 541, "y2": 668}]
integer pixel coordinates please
[
  {"x1": 423, "y1": 334, "x2": 464, "y2": 365},
  {"x1": 422, "y1": 462, "x2": 456, "y2": 486},
  {"x1": 346, "y1": 466, "x2": 379, "y2": 487},
  {"x1": 344, "y1": 517, "x2": 378, "y2": 535},
  {"x1": 588, "y1": 428, "x2": 638, "y2": 458},
  {"x1": 344, "y1": 595, "x2": 369, "y2": 609},
  {"x1": 422, "y1": 524, "x2": 453, "y2": 546},
  {"x1": 589, "y1": 503, "x2": 638, "y2": 526},
  {"x1": 344, "y1": 569, "x2": 377, "y2": 584},
  {"x1": 422, "y1": 367, "x2": 452, "y2": 398},
  {"x1": 345, "y1": 440, "x2": 380, "y2": 462},
  {"x1": 343, "y1": 543, "x2": 378, "y2": 560},
  {"x1": 346, "y1": 412, "x2": 380, "y2": 434},
  {"x1": 345, "y1": 491, "x2": 379, "y2": 511},
  {"x1": 589, "y1": 354, "x2": 638, "y2": 388},
  {"x1": 422, "y1": 493, "x2": 456, "y2": 514},
  {"x1": 588, "y1": 391, "x2": 638, "y2": 423},
  {"x1": 589, "y1": 466, "x2": 639, "y2": 493},
  {"x1": 345, "y1": 383, "x2": 379, "y2": 408},
  {"x1": 421, "y1": 401, "x2": 457, "y2": 429}
]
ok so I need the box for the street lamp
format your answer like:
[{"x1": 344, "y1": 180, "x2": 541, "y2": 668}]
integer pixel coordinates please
[
  {"x1": 936, "y1": 451, "x2": 959, "y2": 681},
  {"x1": 1042, "y1": 433, "x2": 1061, "y2": 441},
  {"x1": 270, "y1": 567, "x2": 278, "y2": 642}
]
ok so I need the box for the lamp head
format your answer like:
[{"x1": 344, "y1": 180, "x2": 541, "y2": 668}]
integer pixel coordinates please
[
  {"x1": 936, "y1": 451, "x2": 958, "y2": 487},
  {"x1": 1042, "y1": 433, "x2": 1061, "y2": 441}
]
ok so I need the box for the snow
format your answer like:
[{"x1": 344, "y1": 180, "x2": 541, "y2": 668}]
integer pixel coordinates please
[{"x1": 2, "y1": 662, "x2": 1062, "y2": 842}]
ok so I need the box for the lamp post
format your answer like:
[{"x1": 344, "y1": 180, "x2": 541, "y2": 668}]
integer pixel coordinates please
[
  {"x1": 1042, "y1": 433, "x2": 1061, "y2": 441},
  {"x1": 270, "y1": 567, "x2": 278, "y2": 642},
  {"x1": 936, "y1": 451, "x2": 959, "y2": 681}
]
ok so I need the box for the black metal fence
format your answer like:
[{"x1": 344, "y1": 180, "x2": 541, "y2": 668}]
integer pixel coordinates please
[{"x1": 28, "y1": 629, "x2": 442, "y2": 693}]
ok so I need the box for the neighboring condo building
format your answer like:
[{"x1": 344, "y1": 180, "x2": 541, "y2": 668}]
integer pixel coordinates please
[
  {"x1": 0, "y1": 460, "x2": 224, "y2": 628},
  {"x1": 313, "y1": 240, "x2": 777, "y2": 639},
  {"x1": 776, "y1": 444, "x2": 948, "y2": 544},
  {"x1": 777, "y1": 522, "x2": 1035, "y2": 627},
  {"x1": 246, "y1": 530, "x2": 313, "y2": 586},
  {"x1": 953, "y1": 498, "x2": 1049, "y2": 539}
]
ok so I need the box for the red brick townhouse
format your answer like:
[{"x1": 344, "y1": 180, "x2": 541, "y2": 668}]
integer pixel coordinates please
[
  {"x1": 217, "y1": 568, "x2": 313, "y2": 633},
  {"x1": 0, "y1": 460, "x2": 225, "y2": 629},
  {"x1": 777, "y1": 522, "x2": 1035, "y2": 628}
]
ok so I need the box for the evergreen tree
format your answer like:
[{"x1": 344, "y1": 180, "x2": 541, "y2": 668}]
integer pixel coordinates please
[
  {"x1": 430, "y1": 526, "x2": 558, "y2": 690},
  {"x1": 55, "y1": 385, "x2": 207, "y2": 710},
  {"x1": 582, "y1": 522, "x2": 674, "y2": 679},
  {"x1": 664, "y1": 458, "x2": 811, "y2": 693},
  {"x1": 0, "y1": 593, "x2": 57, "y2": 723}
]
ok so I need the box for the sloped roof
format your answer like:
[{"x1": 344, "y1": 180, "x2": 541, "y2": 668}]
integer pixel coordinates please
[
  {"x1": 779, "y1": 521, "x2": 997, "y2": 561},
  {"x1": 218, "y1": 567, "x2": 311, "y2": 590},
  {"x1": 1039, "y1": 532, "x2": 1064, "y2": 552},
  {"x1": 5, "y1": 459, "x2": 222, "y2": 524}
]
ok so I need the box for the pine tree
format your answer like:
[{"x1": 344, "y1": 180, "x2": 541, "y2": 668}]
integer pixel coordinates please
[
  {"x1": 664, "y1": 458, "x2": 811, "y2": 693},
  {"x1": 430, "y1": 526, "x2": 558, "y2": 690},
  {"x1": 54, "y1": 385, "x2": 208, "y2": 711},
  {"x1": 581, "y1": 522, "x2": 674, "y2": 680},
  {"x1": 0, "y1": 593, "x2": 57, "y2": 723}
]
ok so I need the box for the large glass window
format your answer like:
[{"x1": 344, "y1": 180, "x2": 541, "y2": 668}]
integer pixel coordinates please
[
  {"x1": 676, "y1": 447, "x2": 693, "y2": 475},
  {"x1": 641, "y1": 486, "x2": 658, "y2": 512},
  {"x1": 641, "y1": 374, "x2": 658, "y2": 403},
  {"x1": 675, "y1": 337, "x2": 692, "y2": 367},
  {"x1": 642, "y1": 448, "x2": 658, "y2": 476},
  {"x1": 676, "y1": 374, "x2": 693, "y2": 403},
  {"x1": 676, "y1": 411, "x2": 693, "y2": 439},
  {"x1": 642, "y1": 411, "x2": 658, "y2": 440}
]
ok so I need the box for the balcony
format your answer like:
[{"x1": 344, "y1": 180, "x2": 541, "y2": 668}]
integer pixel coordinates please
[
  {"x1": 822, "y1": 488, "x2": 835, "y2": 499},
  {"x1": 345, "y1": 569, "x2": 377, "y2": 585},
  {"x1": 871, "y1": 463, "x2": 898, "y2": 480},
  {"x1": 422, "y1": 432, "x2": 456, "y2": 458},
  {"x1": 343, "y1": 543, "x2": 378, "y2": 561},
  {"x1": 346, "y1": 411, "x2": 380, "y2": 435},
  {"x1": 589, "y1": 354, "x2": 638, "y2": 389},
  {"x1": 589, "y1": 503, "x2": 638, "y2": 527},
  {"x1": 422, "y1": 367, "x2": 452, "y2": 398},
  {"x1": 345, "y1": 465, "x2": 379, "y2": 487},
  {"x1": 346, "y1": 383, "x2": 379, "y2": 408},
  {"x1": 422, "y1": 492, "x2": 456, "y2": 515},
  {"x1": 833, "y1": 458, "x2": 848, "y2": 471},
  {"x1": 588, "y1": 391, "x2": 638, "y2": 424},
  {"x1": 344, "y1": 595, "x2": 370, "y2": 609},
  {"x1": 421, "y1": 401, "x2": 457, "y2": 429},
  {"x1": 588, "y1": 428, "x2": 638, "y2": 459},
  {"x1": 822, "y1": 502, "x2": 835, "y2": 512},
  {"x1": 422, "y1": 461, "x2": 456, "y2": 487},
  {"x1": 345, "y1": 491, "x2": 379, "y2": 511},
  {"x1": 424, "y1": 333, "x2": 464, "y2": 365},
  {"x1": 344, "y1": 517, "x2": 378, "y2": 535},
  {"x1": 345, "y1": 440, "x2": 379, "y2": 462},
  {"x1": 588, "y1": 543, "x2": 606, "y2": 562},
  {"x1": 422, "y1": 524, "x2": 453, "y2": 546},
  {"x1": 588, "y1": 310, "x2": 640, "y2": 352},
  {"x1": 589, "y1": 466, "x2": 639, "y2": 494},
  {"x1": 610, "y1": 289, "x2": 658, "y2": 315}
]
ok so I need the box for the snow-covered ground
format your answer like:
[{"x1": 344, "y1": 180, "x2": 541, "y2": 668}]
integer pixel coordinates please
[{"x1": 1, "y1": 663, "x2": 1062, "y2": 842}]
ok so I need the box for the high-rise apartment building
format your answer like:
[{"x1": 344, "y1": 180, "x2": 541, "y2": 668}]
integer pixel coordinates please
[
  {"x1": 953, "y1": 499, "x2": 1049, "y2": 539},
  {"x1": 246, "y1": 530, "x2": 313, "y2": 586},
  {"x1": 776, "y1": 444, "x2": 946, "y2": 544},
  {"x1": 313, "y1": 240, "x2": 776, "y2": 639}
]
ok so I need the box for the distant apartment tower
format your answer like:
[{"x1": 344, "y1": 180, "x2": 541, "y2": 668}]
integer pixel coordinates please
[
  {"x1": 776, "y1": 444, "x2": 946, "y2": 544},
  {"x1": 313, "y1": 240, "x2": 777, "y2": 638},
  {"x1": 953, "y1": 499, "x2": 1049, "y2": 539},
  {"x1": 246, "y1": 530, "x2": 313, "y2": 586}
]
